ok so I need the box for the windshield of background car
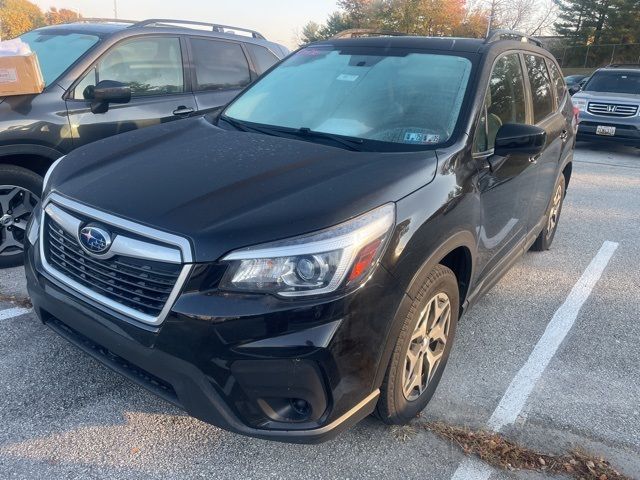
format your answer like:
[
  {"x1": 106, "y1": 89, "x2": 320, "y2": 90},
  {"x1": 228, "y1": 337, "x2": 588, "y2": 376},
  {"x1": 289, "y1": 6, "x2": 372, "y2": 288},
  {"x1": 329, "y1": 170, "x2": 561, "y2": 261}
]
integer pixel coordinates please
[
  {"x1": 583, "y1": 71, "x2": 640, "y2": 95},
  {"x1": 19, "y1": 30, "x2": 100, "y2": 86},
  {"x1": 224, "y1": 46, "x2": 473, "y2": 149}
]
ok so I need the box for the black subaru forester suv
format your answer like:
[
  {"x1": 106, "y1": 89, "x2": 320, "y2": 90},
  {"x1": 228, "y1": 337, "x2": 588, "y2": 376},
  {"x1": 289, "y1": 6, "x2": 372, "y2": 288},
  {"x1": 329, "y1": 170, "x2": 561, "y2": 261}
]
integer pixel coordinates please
[{"x1": 25, "y1": 31, "x2": 575, "y2": 443}]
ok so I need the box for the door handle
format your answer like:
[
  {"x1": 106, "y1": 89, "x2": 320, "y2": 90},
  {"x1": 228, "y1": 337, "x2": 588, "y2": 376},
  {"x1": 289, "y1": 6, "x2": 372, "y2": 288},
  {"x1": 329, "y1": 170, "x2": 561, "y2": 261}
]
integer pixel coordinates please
[
  {"x1": 560, "y1": 129, "x2": 569, "y2": 141},
  {"x1": 173, "y1": 106, "x2": 194, "y2": 116},
  {"x1": 528, "y1": 155, "x2": 540, "y2": 164}
]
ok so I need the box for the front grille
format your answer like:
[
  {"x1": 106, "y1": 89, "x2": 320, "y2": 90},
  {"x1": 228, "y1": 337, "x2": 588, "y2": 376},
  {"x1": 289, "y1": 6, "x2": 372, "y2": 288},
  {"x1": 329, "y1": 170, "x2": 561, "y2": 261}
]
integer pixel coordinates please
[
  {"x1": 587, "y1": 102, "x2": 638, "y2": 117},
  {"x1": 45, "y1": 217, "x2": 182, "y2": 318}
]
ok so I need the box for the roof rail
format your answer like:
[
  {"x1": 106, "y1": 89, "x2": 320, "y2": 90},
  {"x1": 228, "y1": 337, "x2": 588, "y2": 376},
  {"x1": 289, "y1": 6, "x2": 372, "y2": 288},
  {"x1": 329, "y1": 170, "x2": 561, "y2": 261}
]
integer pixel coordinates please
[
  {"x1": 606, "y1": 63, "x2": 640, "y2": 68},
  {"x1": 332, "y1": 29, "x2": 407, "y2": 39},
  {"x1": 65, "y1": 18, "x2": 137, "y2": 24},
  {"x1": 131, "y1": 19, "x2": 265, "y2": 39},
  {"x1": 485, "y1": 29, "x2": 543, "y2": 48}
]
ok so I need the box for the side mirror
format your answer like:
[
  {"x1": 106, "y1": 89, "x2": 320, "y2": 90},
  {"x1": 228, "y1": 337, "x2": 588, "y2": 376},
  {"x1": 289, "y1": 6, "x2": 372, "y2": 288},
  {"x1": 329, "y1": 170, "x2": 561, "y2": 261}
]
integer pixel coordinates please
[
  {"x1": 494, "y1": 123, "x2": 546, "y2": 157},
  {"x1": 568, "y1": 85, "x2": 581, "y2": 96},
  {"x1": 86, "y1": 80, "x2": 131, "y2": 114}
]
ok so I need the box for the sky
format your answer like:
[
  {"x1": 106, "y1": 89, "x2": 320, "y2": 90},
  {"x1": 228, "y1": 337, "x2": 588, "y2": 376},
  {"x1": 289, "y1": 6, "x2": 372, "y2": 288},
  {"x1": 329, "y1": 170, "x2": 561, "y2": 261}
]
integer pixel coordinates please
[{"x1": 31, "y1": 0, "x2": 339, "y2": 48}]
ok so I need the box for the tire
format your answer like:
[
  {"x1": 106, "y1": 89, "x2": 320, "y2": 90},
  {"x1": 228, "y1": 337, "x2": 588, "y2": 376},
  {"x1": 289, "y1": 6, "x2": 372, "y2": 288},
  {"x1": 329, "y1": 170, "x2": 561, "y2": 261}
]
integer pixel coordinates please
[
  {"x1": 0, "y1": 165, "x2": 43, "y2": 269},
  {"x1": 376, "y1": 264, "x2": 459, "y2": 424},
  {"x1": 530, "y1": 175, "x2": 566, "y2": 252}
]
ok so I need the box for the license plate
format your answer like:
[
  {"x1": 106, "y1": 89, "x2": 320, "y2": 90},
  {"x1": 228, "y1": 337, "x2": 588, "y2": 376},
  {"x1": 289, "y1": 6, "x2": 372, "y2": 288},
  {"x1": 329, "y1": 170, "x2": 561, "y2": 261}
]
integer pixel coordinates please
[{"x1": 596, "y1": 125, "x2": 616, "y2": 136}]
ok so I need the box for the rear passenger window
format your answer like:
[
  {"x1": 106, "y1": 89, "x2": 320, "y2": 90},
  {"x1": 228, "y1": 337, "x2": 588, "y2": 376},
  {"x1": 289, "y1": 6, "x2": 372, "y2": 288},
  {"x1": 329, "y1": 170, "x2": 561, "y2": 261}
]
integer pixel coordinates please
[
  {"x1": 524, "y1": 55, "x2": 554, "y2": 123},
  {"x1": 474, "y1": 53, "x2": 527, "y2": 153},
  {"x1": 190, "y1": 38, "x2": 251, "y2": 92},
  {"x1": 246, "y1": 44, "x2": 280, "y2": 74},
  {"x1": 547, "y1": 61, "x2": 567, "y2": 105}
]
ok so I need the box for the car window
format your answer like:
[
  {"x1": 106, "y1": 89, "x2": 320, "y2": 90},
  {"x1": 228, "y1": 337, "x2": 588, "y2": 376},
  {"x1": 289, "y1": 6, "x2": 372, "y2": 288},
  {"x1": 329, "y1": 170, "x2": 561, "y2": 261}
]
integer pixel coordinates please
[
  {"x1": 524, "y1": 54, "x2": 554, "y2": 123},
  {"x1": 225, "y1": 48, "x2": 473, "y2": 148},
  {"x1": 547, "y1": 61, "x2": 566, "y2": 106},
  {"x1": 19, "y1": 31, "x2": 100, "y2": 86},
  {"x1": 74, "y1": 37, "x2": 184, "y2": 99},
  {"x1": 246, "y1": 44, "x2": 280, "y2": 74},
  {"x1": 73, "y1": 66, "x2": 97, "y2": 99},
  {"x1": 474, "y1": 53, "x2": 527, "y2": 153},
  {"x1": 583, "y1": 71, "x2": 640, "y2": 94},
  {"x1": 190, "y1": 38, "x2": 251, "y2": 92}
]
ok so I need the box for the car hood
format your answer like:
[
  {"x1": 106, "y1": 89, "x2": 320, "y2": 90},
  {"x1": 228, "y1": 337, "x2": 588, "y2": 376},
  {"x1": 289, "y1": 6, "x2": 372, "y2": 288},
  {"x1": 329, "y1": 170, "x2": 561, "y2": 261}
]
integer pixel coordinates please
[
  {"x1": 49, "y1": 117, "x2": 439, "y2": 262},
  {"x1": 574, "y1": 91, "x2": 640, "y2": 103}
]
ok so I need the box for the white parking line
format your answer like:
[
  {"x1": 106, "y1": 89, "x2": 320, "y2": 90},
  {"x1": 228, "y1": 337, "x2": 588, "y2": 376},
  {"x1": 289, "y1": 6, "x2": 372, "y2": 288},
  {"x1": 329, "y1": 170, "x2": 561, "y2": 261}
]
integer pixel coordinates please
[
  {"x1": 451, "y1": 240, "x2": 619, "y2": 480},
  {"x1": 0, "y1": 307, "x2": 32, "y2": 321}
]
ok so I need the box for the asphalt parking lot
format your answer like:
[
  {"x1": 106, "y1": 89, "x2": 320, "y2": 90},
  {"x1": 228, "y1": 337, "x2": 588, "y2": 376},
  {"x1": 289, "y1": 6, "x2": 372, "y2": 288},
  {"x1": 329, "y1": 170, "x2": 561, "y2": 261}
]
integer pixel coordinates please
[{"x1": 0, "y1": 143, "x2": 638, "y2": 479}]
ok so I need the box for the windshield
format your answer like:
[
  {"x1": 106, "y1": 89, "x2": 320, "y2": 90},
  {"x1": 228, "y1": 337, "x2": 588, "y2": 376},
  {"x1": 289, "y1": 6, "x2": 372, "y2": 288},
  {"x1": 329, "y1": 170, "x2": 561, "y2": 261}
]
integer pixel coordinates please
[
  {"x1": 19, "y1": 30, "x2": 100, "y2": 86},
  {"x1": 584, "y1": 71, "x2": 640, "y2": 95},
  {"x1": 224, "y1": 46, "x2": 473, "y2": 149}
]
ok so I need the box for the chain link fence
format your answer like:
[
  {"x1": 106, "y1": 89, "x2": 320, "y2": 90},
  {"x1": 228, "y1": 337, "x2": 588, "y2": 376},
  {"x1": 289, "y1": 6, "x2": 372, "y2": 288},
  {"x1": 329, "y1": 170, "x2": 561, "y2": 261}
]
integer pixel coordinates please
[{"x1": 549, "y1": 43, "x2": 640, "y2": 69}]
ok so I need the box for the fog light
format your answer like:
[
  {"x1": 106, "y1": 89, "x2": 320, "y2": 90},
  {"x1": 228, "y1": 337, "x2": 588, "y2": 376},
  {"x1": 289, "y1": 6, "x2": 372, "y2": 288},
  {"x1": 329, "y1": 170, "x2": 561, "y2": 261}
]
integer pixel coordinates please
[{"x1": 290, "y1": 398, "x2": 311, "y2": 417}]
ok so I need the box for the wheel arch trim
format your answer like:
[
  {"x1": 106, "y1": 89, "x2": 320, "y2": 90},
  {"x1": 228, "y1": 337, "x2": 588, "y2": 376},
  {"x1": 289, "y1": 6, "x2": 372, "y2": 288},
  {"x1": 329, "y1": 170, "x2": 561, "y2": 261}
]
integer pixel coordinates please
[
  {"x1": 373, "y1": 230, "x2": 477, "y2": 388},
  {"x1": 0, "y1": 145, "x2": 64, "y2": 163}
]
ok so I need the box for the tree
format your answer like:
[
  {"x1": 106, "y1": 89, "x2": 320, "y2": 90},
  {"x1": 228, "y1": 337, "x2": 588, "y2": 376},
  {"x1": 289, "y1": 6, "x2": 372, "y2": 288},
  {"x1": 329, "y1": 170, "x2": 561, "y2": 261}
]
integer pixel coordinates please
[
  {"x1": 299, "y1": 0, "x2": 560, "y2": 47},
  {"x1": 299, "y1": 21, "x2": 324, "y2": 44},
  {"x1": 476, "y1": 0, "x2": 558, "y2": 34},
  {"x1": 611, "y1": 0, "x2": 640, "y2": 43},
  {"x1": 337, "y1": 0, "x2": 378, "y2": 27},
  {"x1": 45, "y1": 7, "x2": 80, "y2": 25},
  {"x1": 456, "y1": 7, "x2": 490, "y2": 37},
  {"x1": 322, "y1": 11, "x2": 357, "y2": 37},
  {"x1": 555, "y1": 0, "x2": 640, "y2": 45},
  {"x1": 0, "y1": 0, "x2": 44, "y2": 39}
]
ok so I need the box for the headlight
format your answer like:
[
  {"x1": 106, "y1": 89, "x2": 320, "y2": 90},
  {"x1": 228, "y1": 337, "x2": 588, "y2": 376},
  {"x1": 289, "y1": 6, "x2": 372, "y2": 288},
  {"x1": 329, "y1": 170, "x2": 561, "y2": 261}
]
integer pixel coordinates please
[
  {"x1": 572, "y1": 98, "x2": 587, "y2": 112},
  {"x1": 219, "y1": 203, "x2": 395, "y2": 297},
  {"x1": 42, "y1": 155, "x2": 65, "y2": 194}
]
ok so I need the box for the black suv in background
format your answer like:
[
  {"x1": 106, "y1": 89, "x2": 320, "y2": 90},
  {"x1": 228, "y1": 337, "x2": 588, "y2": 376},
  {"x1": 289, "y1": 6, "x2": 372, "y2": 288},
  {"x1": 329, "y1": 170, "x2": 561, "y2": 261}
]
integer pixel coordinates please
[
  {"x1": 26, "y1": 31, "x2": 574, "y2": 443},
  {"x1": 0, "y1": 19, "x2": 288, "y2": 267}
]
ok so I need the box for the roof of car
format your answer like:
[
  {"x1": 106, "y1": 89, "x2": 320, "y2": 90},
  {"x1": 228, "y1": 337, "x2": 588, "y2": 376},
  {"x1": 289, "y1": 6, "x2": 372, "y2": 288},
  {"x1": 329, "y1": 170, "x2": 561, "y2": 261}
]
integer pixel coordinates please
[
  {"x1": 30, "y1": 19, "x2": 288, "y2": 56},
  {"x1": 313, "y1": 34, "x2": 547, "y2": 55},
  {"x1": 32, "y1": 22, "x2": 129, "y2": 37},
  {"x1": 318, "y1": 36, "x2": 485, "y2": 52},
  {"x1": 597, "y1": 64, "x2": 640, "y2": 73}
]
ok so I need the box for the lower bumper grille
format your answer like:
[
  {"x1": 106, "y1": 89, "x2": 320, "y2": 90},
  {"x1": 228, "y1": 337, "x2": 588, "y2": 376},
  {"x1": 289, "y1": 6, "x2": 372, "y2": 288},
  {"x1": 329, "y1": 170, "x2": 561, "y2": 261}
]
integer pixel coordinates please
[{"x1": 44, "y1": 315, "x2": 179, "y2": 405}]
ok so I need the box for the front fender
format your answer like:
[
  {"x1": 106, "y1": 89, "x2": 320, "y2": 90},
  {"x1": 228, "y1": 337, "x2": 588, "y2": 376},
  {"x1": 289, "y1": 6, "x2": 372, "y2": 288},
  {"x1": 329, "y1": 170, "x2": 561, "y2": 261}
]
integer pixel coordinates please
[{"x1": 0, "y1": 144, "x2": 64, "y2": 161}]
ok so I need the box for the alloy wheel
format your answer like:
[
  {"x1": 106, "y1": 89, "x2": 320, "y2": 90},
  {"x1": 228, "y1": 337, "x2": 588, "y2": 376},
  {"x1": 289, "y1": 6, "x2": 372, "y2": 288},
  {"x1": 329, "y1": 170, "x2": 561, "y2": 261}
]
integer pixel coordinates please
[
  {"x1": 403, "y1": 292, "x2": 452, "y2": 401},
  {"x1": 547, "y1": 183, "x2": 563, "y2": 240},
  {"x1": 0, "y1": 185, "x2": 39, "y2": 257}
]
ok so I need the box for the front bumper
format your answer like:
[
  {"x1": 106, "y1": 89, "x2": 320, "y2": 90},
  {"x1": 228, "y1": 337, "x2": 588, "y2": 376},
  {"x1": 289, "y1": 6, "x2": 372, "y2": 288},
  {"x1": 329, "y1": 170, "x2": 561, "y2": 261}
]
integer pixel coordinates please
[
  {"x1": 25, "y1": 239, "x2": 403, "y2": 443},
  {"x1": 577, "y1": 119, "x2": 640, "y2": 146}
]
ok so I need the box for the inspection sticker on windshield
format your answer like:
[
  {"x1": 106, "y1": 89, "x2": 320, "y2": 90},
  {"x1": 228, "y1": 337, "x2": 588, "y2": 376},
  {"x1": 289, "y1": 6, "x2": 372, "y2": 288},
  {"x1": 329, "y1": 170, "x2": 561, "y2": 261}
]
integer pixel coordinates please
[
  {"x1": 0, "y1": 68, "x2": 18, "y2": 84},
  {"x1": 337, "y1": 74, "x2": 359, "y2": 82},
  {"x1": 404, "y1": 132, "x2": 440, "y2": 144}
]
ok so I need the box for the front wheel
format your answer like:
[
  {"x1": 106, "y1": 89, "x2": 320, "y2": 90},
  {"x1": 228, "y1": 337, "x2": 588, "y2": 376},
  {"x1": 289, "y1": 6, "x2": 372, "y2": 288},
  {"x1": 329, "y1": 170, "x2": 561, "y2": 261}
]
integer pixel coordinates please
[
  {"x1": 530, "y1": 175, "x2": 566, "y2": 252},
  {"x1": 376, "y1": 264, "x2": 459, "y2": 424},
  {"x1": 0, "y1": 165, "x2": 43, "y2": 269}
]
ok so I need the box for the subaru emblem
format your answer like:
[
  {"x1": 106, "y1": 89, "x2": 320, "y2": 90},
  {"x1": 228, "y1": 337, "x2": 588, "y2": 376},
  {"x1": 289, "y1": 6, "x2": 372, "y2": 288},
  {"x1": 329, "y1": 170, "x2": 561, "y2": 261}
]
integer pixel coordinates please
[{"x1": 79, "y1": 224, "x2": 112, "y2": 255}]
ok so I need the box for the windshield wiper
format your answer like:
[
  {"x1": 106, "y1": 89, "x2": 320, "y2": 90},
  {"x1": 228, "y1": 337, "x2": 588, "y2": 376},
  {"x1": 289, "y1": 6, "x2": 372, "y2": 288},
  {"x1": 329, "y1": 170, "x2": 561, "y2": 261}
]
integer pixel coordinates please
[
  {"x1": 219, "y1": 116, "x2": 365, "y2": 151},
  {"x1": 290, "y1": 128, "x2": 365, "y2": 151},
  {"x1": 219, "y1": 115, "x2": 279, "y2": 136}
]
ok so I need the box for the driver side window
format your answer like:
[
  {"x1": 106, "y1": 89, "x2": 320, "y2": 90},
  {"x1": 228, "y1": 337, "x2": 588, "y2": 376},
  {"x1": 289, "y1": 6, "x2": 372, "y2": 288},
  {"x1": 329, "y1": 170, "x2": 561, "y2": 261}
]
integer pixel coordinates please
[
  {"x1": 473, "y1": 53, "x2": 527, "y2": 153},
  {"x1": 73, "y1": 36, "x2": 184, "y2": 100}
]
